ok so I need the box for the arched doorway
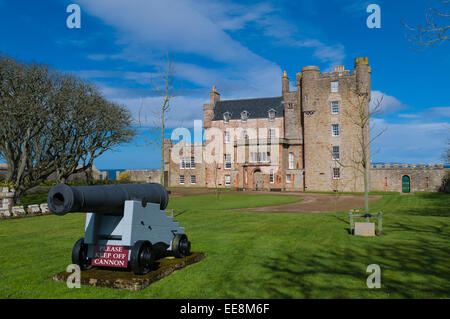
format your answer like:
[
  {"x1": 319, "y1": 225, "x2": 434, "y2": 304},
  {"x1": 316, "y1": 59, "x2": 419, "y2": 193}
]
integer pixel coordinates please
[
  {"x1": 254, "y1": 170, "x2": 263, "y2": 190},
  {"x1": 402, "y1": 175, "x2": 410, "y2": 193}
]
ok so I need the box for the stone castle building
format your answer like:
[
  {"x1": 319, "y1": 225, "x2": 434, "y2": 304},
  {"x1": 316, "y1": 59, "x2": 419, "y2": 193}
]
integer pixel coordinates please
[{"x1": 163, "y1": 57, "x2": 448, "y2": 193}]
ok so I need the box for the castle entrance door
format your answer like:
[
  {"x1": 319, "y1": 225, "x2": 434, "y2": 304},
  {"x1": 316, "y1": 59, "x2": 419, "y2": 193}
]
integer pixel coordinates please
[
  {"x1": 254, "y1": 170, "x2": 263, "y2": 190},
  {"x1": 402, "y1": 175, "x2": 410, "y2": 193}
]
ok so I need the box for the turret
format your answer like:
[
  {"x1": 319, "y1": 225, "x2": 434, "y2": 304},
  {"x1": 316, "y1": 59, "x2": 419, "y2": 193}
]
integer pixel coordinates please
[
  {"x1": 300, "y1": 66, "x2": 320, "y2": 83},
  {"x1": 354, "y1": 57, "x2": 371, "y2": 95},
  {"x1": 299, "y1": 66, "x2": 319, "y2": 108}
]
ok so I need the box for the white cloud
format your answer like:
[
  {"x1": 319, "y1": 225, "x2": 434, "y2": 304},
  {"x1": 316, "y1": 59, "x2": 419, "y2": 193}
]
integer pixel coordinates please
[
  {"x1": 429, "y1": 106, "x2": 450, "y2": 118},
  {"x1": 371, "y1": 90, "x2": 407, "y2": 113},
  {"x1": 114, "y1": 95, "x2": 206, "y2": 129},
  {"x1": 371, "y1": 118, "x2": 449, "y2": 163},
  {"x1": 397, "y1": 106, "x2": 450, "y2": 120},
  {"x1": 74, "y1": 0, "x2": 350, "y2": 130},
  {"x1": 75, "y1": 70, "x2": 156, "y2": 85},
  {"x1": 77, "y1": 0, "x2": 283, "y2": 99}
]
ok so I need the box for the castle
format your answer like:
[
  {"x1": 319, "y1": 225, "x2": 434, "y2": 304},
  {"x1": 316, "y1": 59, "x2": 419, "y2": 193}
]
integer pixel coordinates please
[{"x1": 161, "y1": 57, "x2": 448, "y2": 193}]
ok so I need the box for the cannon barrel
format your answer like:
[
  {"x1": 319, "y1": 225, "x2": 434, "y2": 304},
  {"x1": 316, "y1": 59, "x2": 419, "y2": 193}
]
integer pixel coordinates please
[{"x1": 47, "y1": 183, "x2": 169, "y2": 216}]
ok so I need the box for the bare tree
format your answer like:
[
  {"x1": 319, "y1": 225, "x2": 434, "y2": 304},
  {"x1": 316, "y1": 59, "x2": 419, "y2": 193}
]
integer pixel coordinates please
[
  {"x1": 402, "y1": 0, "x2": 449, "y2": 48},
  {"x1": 333, "y1": 90, "x2": 386, "y2": 215},
  {"x1": 48, "y1": 74, "x2": 134, "y2": 184},
  {"x1": 0, "y1": 55, "x2": 135, "y2": 203},
  {"x1": 139, "y1": 53, "x2": 176, "y2": 186},
  {"x1": 0, "y1": 57, "x2": 57, "y2": 204}
]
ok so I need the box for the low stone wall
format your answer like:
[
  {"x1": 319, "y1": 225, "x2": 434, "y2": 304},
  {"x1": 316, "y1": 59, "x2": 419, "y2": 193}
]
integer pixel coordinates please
[
  {"x1": 122, "y1": 169, "x2": 162, "y2": 183},
  {"x1": 0, "y1": 187, "x2": 52, "y2": 218},
  {"x1": 370, "y1": 164, "x2": 448, "y2": 193},
  {"x1": 1, "y1": 203, "x2": 51, "y2": 219},
  {"x1": 0, "y1": 187, "x2": 14, "y2": 216}
]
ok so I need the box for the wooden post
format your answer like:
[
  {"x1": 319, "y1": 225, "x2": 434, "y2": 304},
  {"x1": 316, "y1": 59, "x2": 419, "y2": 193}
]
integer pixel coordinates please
[
  {"x1": 349, "y1": 211, "x2": 354, "y2": 234},
  {"x1": 378, "y1": 212, "x2": 382, "y2": 235}
]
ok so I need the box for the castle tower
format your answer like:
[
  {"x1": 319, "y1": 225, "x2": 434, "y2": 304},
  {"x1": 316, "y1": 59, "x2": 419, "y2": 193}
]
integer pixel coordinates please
[{"x1": 299, "y1": 60, "x2": 369, "y2": 192}]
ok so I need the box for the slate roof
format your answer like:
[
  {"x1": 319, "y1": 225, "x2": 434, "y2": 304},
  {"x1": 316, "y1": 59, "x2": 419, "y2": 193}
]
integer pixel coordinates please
[{"x1": 212, "y1": 96, "x2": 284, "y2": 121}]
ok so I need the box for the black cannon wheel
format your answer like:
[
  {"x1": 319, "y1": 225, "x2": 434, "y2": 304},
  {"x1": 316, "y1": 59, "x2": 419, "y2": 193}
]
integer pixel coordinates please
[
  {"x1": 130, "y1": 240, "x2": 154, "y2": 275},
  {"x1": 72, "y1": 238, "x2": 91, "y2": 270},
  {"x1": 172, "y1": 234, "x2": 191, "y2": 258}
]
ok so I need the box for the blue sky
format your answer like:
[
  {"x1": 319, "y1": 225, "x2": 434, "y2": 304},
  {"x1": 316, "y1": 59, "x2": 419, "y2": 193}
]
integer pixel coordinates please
[{"x1": 0, "y1": 0, "x2": 449, "y2": 169}]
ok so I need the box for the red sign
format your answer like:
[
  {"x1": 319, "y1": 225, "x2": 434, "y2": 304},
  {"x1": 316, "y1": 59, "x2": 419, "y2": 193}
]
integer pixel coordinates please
[{"x1": 91, "y1": 245, "x2": 129, "y2": 268}]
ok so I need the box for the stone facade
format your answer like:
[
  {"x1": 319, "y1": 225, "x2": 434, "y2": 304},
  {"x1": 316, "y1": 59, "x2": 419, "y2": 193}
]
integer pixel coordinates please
[{"x1": 164, "y1": 57, "x2": 448, "y2": 192}]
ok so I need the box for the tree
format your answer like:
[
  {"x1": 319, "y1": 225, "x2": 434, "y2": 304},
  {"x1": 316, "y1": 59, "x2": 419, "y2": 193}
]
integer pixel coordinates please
[
  {"x1": 139, "y1": 53, "x2": 176, "y2": 186},
  {"x1": 0, "y1": 54, "x2": 135, "y2": 203},
  {"x1": 118, "y1": 171, "x2": 132, "y2": 183},
  {"x1": 402, "y1": 0, "x2": 449, "y2": 48},
  {"x1": 332, "y1": 89, "x2": 386, "y2": 215}
]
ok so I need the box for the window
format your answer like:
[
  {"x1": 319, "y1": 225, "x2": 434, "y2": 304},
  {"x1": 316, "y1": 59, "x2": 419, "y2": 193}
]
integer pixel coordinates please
[
  {"x1": 241, "y1": 111, "x2": 248, "y2": 122},
  {"x1": 250, "y1": 151, "x2": 271, "y2": 163},
  {"x1": 242, "y1": 130, "x2": 247, "y2": 139},
  {"x1": 332, "y1": 124, "x2": 340, "y2": 136},
  {"x1": 332, "y1": 146, "x2": 340, "y2": 160},
  {"x1": 333, "y1": 168, "x2": 340, "y2": 179},
  {"x1": 190, "y1": 175, "x2": 196, "y2": 184},
  {"x1": 179, "y1": 175, "x2": 185, "y2": 184},
  {"x1": 270, "y1": 170, "x2": 274, "y2": 184},
  {"x1": 269, "y1": 128, "x2": 276, "y2": 139},
  {"x1": 225, "y1": 175, "x2": 231, "y2": 186},
  {"x1": 268, "y1": 109, "x2": 276, "y2": 121},
  {"x1": 288, "y1": 153, "x2": 294, "y2": 169},
  {"x1": 286, "y1": 174, "x2": 292, "y2": 183},
  {"x1": 224, "y1": 131, "x2": 230, "y2": 143},
  {"x1": 224, "y1": 154, "x2": 231, "y2": 169},
  {"x1": 331, "y1": 101, "x2": 339, "y2": 114},
  {"x1": 180, "y1": 157, "x2": 193, "y2": 169},
  {"x1": 223, "y1": 112, "x2": 230, "y2": 123},
  {"x1": 331, "y1": 81, "x2": 338, "y2": 92}
]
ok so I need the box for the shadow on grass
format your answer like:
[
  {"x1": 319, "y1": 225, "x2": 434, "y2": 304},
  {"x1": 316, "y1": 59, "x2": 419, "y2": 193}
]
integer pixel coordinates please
[
  {"x1": 229, "y1": 222, "x2": 450, "y2": 299},
  {"x1": 396, "y1": 193, "x2": 450, "y2": 217}
]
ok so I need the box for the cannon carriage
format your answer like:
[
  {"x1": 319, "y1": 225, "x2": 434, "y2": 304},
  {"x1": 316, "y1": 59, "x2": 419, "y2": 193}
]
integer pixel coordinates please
[{"x1": 47, "y1": 183, "x2": 191, "y2": 275}]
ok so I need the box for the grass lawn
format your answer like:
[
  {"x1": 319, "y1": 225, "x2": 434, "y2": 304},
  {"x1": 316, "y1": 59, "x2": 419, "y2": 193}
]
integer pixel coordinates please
[{"x1": 0, "y1": 192, "x2": 448, "y2": 298}]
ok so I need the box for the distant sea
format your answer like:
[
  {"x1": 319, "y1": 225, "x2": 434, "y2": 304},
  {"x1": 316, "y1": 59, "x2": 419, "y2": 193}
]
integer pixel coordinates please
[{"x1": 100, "y1": 169, "x2": 127, "y2": 181}]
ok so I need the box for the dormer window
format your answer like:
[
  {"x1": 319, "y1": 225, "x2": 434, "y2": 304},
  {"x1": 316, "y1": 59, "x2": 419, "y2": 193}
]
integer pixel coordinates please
[
  {"x1": 268, "y1": 109, "x2": 276, "y2": 121},
  {"x1": 223, "y1": 112, "x2": 231, "y2": 124},
  {"x1": 241, "y1": 111, "x2": 249, "y2": 122}
]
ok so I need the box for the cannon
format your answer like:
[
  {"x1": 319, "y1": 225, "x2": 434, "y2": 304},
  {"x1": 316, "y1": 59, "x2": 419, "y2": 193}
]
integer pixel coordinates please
[{"x1": 47, "y1": 183, "x2": 191, "y2": 275}]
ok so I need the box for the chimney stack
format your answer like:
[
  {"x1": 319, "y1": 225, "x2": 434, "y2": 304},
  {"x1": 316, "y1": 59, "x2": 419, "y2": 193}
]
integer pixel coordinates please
[
  {"x1": 282, "y1": 71, "x2": 289, "y2": 94},
  {"x1": 210, "y1": 86, "x2": 220, "y2": 105}
]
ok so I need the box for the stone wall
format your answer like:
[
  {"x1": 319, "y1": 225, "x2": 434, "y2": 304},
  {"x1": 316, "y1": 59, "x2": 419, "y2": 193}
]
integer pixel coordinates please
[
  {"x1": 370, "y1": 164, "x2": 448, "y2": 192},
  {"x1": 123, "y1": 169, "x2": 163, "y2": 183}
]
